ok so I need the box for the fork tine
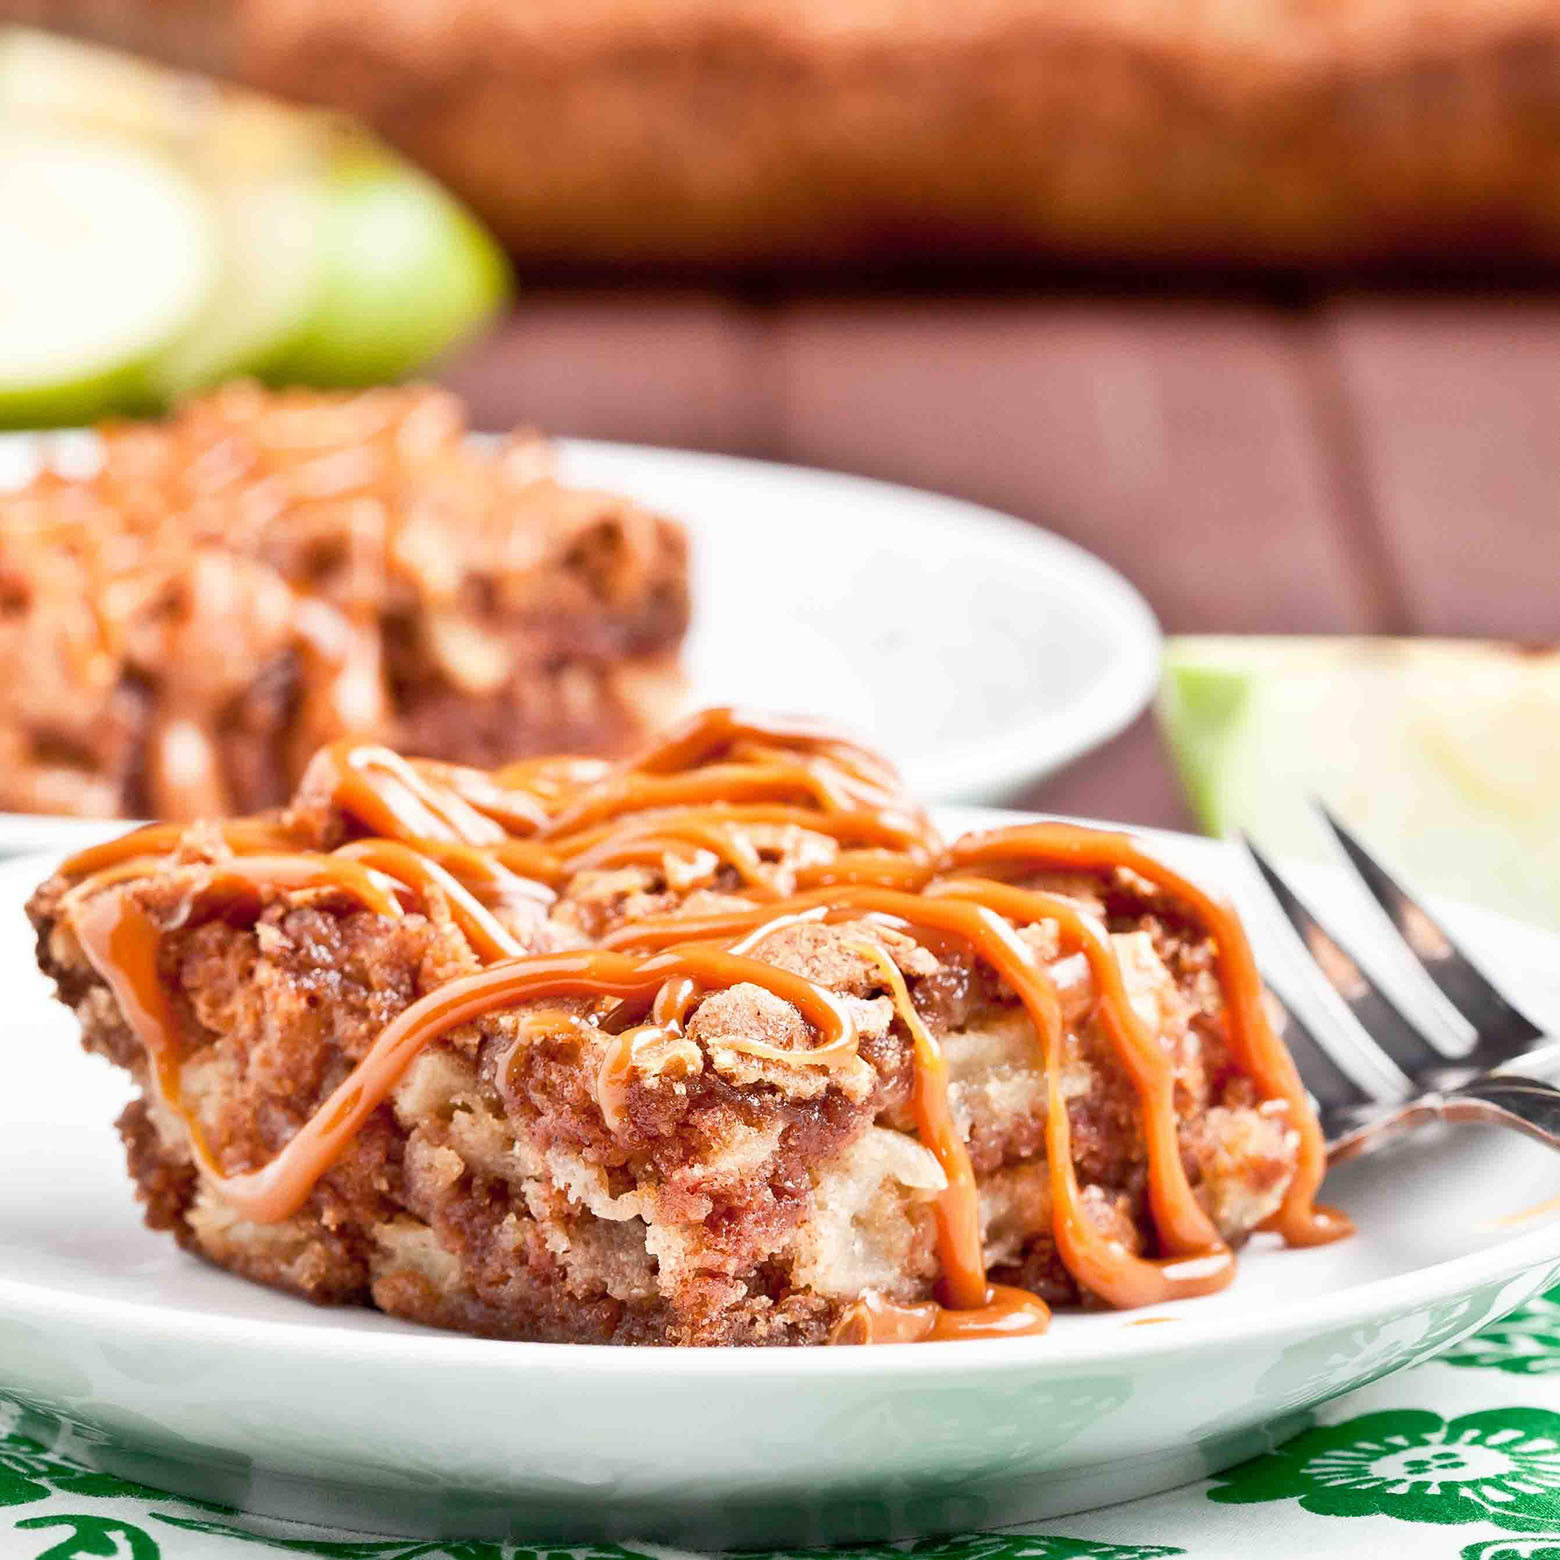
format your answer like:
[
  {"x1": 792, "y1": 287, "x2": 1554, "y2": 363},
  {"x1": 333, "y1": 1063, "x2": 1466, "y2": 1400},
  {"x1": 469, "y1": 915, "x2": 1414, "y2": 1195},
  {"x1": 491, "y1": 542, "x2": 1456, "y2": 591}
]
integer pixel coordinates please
[
  {"x1": 1239, "y1": 835, "x2": 1445, "y2": 1085},
  {"x1": 1266, "y1": 985, "x2": 1374, "y2": 1113},
  {"x1": 1314, "y1": 803, "x2": 1544, "y2": 1055}
]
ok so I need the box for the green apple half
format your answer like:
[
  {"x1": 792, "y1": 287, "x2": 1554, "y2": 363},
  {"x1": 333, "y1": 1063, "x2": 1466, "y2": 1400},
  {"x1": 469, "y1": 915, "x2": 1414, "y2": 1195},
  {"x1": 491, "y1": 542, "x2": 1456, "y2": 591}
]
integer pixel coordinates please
[
  {"x1": 0, "y1": 130, "x2": 218, "y2": 426},
  {"x1": 0, "y1": 29, "x2": 510, "y2": 421},
  {"x1": 158, "y1": 109, "x2": 511, "y2": 396},
  {"x1": 0, "y1": 26, "x2": 190, "y2": 146},
  {"x1": 1158, "y1": 636, "x2": 1560, "y2": 931}
]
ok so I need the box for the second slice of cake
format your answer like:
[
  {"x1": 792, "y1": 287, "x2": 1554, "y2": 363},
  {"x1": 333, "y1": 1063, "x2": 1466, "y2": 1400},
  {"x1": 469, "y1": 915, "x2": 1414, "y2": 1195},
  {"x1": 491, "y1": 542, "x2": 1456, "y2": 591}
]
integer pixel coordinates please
[{"x1": 0, "y1": 381, "x2": 689, "y2": 820}]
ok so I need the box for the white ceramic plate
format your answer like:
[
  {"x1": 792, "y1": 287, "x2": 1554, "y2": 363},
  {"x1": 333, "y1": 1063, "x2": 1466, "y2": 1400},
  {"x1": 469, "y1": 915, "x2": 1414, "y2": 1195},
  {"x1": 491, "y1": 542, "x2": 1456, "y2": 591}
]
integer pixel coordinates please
[
  {"x1": 3, "y1": 813, "x2": 1560, "y2": 1547},
  {"x1": 0, "y1": 434, "x2": 1161, "y2": 855}
]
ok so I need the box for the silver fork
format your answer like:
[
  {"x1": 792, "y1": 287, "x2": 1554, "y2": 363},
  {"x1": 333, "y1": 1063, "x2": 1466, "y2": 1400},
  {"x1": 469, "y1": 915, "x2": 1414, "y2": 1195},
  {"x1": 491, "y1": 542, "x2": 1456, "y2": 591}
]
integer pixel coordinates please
[{"x1": 1237, "y1": 807, "x2": 1560, "y2": 1166}]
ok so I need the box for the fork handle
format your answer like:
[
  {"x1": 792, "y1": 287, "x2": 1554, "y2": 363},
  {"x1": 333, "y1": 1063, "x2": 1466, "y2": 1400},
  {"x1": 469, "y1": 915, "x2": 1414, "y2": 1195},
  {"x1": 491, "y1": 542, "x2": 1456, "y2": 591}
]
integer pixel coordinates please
[{"x1": 1328, "y1": 1073, "x2": 1560, "y2": 1166}]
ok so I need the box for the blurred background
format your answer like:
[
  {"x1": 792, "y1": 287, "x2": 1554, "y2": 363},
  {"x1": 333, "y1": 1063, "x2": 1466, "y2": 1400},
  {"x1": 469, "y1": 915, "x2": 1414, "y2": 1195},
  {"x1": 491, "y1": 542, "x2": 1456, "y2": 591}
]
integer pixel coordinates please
[{"x1": 2, "y1": 1, "x2": 1558, "y2": 927}]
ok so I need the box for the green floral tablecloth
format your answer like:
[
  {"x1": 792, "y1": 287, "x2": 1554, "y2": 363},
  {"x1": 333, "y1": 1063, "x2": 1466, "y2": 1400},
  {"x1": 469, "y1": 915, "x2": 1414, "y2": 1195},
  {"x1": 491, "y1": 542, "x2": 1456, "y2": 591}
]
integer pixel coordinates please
[{"x1": 9, "y1": 1287, "x2": 1560, "y2": 1560}]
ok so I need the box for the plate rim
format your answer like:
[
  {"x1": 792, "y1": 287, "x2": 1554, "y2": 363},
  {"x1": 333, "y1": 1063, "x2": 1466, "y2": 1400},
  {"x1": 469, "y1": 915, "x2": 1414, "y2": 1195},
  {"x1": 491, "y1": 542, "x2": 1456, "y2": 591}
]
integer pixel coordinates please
[{"x1": 4, "y1": 815, "x2": 1558, "y2": 1381}]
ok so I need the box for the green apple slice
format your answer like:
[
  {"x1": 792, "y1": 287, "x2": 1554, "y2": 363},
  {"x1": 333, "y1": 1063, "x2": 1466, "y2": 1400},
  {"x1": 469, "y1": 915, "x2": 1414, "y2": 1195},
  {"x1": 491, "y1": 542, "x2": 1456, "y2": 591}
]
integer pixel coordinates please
[
  {"x1": 0, "y1": 27, "x2": 190, "y2": 145},
  {"x1": 0, "y1": 130, "x2": 217, "y2": 426},
  {"x1": 0, "y1": 31, "x2": 330, "y2": 399},
  {"x1": 1158, "y1": 637, "x2": 1560, "y2": 931},
  {"x1": 0, "y1": 30, "x2": 509, "y2": 405},
  {"x1": 264, "y1": 146, "x2": 511, "y2": 388},
  {"x1": 150, "y1": 163, "x2": 327, "y2": 397}
]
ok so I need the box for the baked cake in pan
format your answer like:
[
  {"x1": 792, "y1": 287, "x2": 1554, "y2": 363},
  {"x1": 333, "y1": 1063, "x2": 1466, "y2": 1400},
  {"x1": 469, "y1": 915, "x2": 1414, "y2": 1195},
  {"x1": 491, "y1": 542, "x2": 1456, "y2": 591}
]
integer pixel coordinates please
[
  {"x1": 18, "y1": 0, "x2": 1560, "y2": 269},
  {"x1": 29, "y1": 708, "x2": 1345, "y2": 1345},
  {"x1": 0, "y1": 382, "x2": 688, "y2": 821}
]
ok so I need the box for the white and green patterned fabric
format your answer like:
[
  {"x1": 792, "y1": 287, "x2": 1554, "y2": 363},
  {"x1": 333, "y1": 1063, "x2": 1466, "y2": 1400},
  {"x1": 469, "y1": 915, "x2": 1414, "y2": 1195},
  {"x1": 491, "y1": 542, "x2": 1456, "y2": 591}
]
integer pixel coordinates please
[{"x1": 10, "y1": 1287, "x2": 1560, "y2": 1560}]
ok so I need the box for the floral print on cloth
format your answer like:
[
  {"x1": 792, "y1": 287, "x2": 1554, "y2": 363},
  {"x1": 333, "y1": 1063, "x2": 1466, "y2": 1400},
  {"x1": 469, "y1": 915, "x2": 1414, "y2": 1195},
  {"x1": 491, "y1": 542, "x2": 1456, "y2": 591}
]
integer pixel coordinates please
[
  {"x1": 1207, "y1": 1408, "x2": 1560, "y2": 1528},
  {"x1": 1442, "y1": 1288, "x2": 1560, "y2": 1377}
]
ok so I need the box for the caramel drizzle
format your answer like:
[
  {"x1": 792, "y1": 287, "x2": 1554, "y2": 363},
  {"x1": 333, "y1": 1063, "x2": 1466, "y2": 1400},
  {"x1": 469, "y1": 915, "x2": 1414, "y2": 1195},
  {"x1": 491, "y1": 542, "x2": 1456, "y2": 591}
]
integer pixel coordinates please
[
  {"x1": 60, "y1": 706, "x2": 1347, "y2": 1342},
  {"x1": 852, "y1": 939, "x2": 987, "y2": 1311},
  {"x1": 61, "y1": 818, "x2": 299, "y2": 879},
  {"x1": 301, "y1": 742, "x2": 508, "y2": 846},
  {"x1": 333, "y1": 839, "x2": 524, "y2": 963},
  {"x1": 75, "y1": 931, "x2": 855, "y2": 1228},
  {"x1": 942, "y1": 825, "x2": 1344, "y2": 1249},
  {"x1": 602, "y1": 885, "x2": 1242, "y2": 1310},
  {"x1": 72, "y1": 854, "x2": 405, "y2": 1141}
]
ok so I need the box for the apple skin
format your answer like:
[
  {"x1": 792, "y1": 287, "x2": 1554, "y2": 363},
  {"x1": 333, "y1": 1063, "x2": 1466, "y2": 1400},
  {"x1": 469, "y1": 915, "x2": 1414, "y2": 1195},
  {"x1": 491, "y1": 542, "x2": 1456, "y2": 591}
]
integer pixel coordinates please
[
  {"x1": 261, "y1": 147, "x2": 512, "y2": 389},
  {"x1": 0, "y1": 354, "x2": 162, "y2": 430}
]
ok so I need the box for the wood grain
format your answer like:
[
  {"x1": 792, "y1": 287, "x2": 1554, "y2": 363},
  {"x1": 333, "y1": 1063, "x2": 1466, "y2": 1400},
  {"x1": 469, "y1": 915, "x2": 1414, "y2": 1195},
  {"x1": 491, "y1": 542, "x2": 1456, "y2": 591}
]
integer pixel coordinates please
[
  {"x1": 1324, "y1": 300, "x2": 1560, "y2": 639},
  {"x1": 442, "y1": 293, "x2": 769, "y2": 457},
  {"x1": 766, "y1": 300, "x2": 1381, "y2": 633}
]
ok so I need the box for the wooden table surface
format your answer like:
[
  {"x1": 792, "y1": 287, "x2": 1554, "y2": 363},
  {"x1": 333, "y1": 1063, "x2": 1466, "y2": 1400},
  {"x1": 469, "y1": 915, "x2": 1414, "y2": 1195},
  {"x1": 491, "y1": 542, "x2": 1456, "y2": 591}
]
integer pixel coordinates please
[{"x1": 441, "y1": 290, "x2": 1557, "y2": 830}]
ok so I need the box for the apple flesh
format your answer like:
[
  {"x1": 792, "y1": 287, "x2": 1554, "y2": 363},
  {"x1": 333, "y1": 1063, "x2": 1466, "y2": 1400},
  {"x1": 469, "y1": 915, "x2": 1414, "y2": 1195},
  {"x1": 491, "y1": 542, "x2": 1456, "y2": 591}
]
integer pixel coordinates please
[{"x1": 1158, "y1": 636, "x2": 1560, "y2": 932}]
